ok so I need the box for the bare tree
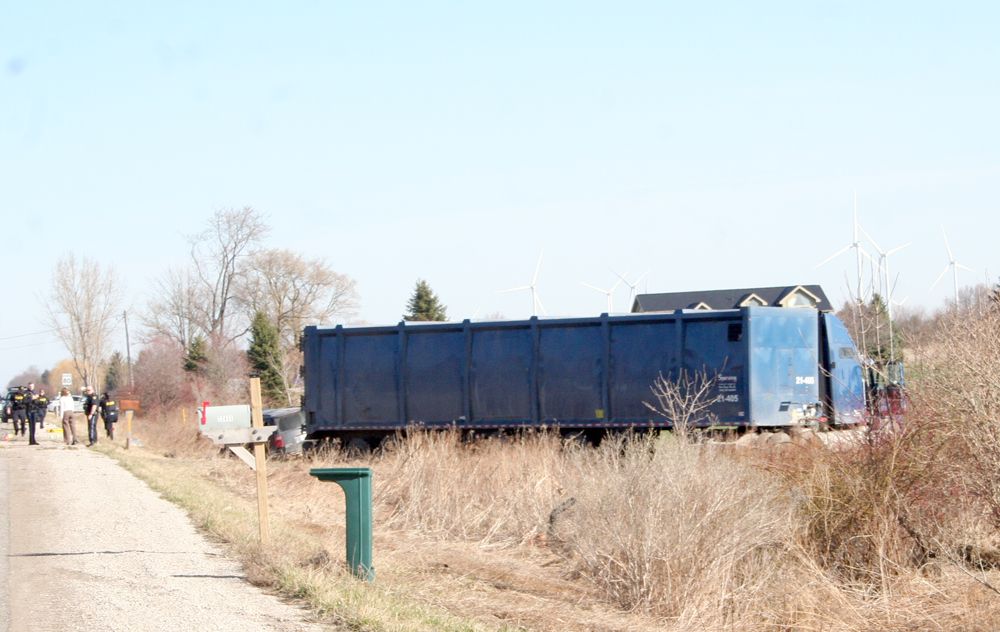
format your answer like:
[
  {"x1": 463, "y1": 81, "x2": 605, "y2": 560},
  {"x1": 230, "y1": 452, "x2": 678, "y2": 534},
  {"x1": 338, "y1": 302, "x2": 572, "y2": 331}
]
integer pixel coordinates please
[
  {"x1": 643, "y1": 367, "x2": 720, "y2": 439},
  {"x1": 238, "y1": 248, "x2": 358, "y2": 348},
  {"x1": 238, "y1": 248, "x2": 358, "y2": 403},
  {"x1": 141, "y1": 266, "x2": 201, "y2": 349},
  {"x1": 44, "y1": 254, "x2": 121, "y2": 389},
  {"x1": 188, "y1": 207, "x2": 269, "y2": 347}
]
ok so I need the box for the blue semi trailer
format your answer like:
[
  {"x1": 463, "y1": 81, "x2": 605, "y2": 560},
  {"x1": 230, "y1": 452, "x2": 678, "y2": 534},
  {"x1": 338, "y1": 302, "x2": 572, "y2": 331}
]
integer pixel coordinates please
[{"x1": 301, "y1": 306, "x2": 866, "y2": 445}]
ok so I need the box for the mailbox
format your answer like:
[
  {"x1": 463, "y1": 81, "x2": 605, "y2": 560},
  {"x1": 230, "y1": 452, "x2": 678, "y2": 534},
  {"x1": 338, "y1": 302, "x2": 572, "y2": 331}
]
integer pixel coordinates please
[
  {"x1": 198, "y1": 404, "x2": 272, "y2": 447},
  {"x1": 309, "y1": 467, "x2": 374, "y2": 581},
  {"x1": 201, "y1": 404, "x2": 252, "y2": 430}
]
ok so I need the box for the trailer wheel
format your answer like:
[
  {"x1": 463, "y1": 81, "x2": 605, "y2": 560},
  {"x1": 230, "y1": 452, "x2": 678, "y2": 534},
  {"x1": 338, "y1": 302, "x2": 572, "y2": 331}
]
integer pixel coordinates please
[{"x1": 345, "y1": 437, "x2": 372, "y2": 458}]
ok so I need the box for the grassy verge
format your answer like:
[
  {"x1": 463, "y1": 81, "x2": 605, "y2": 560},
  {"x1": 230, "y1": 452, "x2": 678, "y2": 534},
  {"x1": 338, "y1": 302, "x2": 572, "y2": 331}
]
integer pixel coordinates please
[{"x1": 96, "y1": 442, "x2": 512, "y2": 632}]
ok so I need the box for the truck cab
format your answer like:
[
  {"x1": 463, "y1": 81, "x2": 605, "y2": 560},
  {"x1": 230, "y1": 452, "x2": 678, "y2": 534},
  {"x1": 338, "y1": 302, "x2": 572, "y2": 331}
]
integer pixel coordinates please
[{"x1": 818, "y1": 314, "x2": 867, "y2": 427}]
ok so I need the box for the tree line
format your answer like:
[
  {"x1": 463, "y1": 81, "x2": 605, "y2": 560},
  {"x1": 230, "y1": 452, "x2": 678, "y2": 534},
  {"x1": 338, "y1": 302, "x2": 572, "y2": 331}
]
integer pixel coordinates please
[{"x1": 17, "y1": 207, "x2": 450, "y2": 410}]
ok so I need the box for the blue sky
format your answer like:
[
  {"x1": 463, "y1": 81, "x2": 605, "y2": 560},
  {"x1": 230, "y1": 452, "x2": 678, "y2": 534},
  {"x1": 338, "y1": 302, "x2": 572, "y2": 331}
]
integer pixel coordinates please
[{"x1": 1, "y1": 1, "x2": 998, "y2": 383}]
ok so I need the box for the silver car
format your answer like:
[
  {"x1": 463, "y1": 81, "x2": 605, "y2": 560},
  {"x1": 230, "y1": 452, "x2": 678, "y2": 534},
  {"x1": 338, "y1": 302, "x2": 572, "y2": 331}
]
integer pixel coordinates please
[
  {"x1": 262, "y1": 408, "x2": 311, "y2": 455},
  {"x1": 48, "y1": 395, "x2": 85, "y2": 414}
]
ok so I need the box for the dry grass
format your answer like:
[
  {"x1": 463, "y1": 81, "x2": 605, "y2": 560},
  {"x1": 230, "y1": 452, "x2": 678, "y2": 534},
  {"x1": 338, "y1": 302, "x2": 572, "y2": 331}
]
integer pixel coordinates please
[
  {"x1": 375, "y1": 430, "x2": 565, "y2": 546},
  {"x1": 554, "y1": 435, "x2": 800, "y2": 623},
  {"x1": 100, "y1": 390, "x2": 1000, "y2": 631}
]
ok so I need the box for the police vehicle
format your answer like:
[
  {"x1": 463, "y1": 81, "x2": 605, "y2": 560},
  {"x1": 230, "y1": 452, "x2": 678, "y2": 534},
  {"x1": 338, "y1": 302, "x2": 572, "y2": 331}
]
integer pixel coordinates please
[{"x1": 1, "y1": 387, "x2": 17, "y2": 423}]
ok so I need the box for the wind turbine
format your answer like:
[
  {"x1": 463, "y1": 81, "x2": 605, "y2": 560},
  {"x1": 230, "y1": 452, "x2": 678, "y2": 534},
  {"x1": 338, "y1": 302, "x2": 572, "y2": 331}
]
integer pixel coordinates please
[
  {"x1": 930, "y1": 227, "x2": 973, "y2": 306},
  {"x1": 889, "y1": 273, "x2": 909, "y2": 308},
  {"x1": 861, "y1": 227, "x2": 910, "y2": 362},
  {"x1": 612, "y1": 269, "x2": 650, "y2": 311},
  {"x1": 581, "y1": 274, "x2": 624, "y2": 313},
  {"x1": 499, "y1": 251, "x2": 547, "y2": 316},
  {"x1": 817, "y1": 192, "x2": 872, "y2": 303}
]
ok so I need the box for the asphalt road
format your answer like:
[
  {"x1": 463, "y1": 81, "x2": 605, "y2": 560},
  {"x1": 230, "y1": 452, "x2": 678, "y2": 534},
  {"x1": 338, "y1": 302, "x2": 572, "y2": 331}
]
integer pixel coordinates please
[{"x1": 0, "y1": 420, "x2": 326, "y2": 632}]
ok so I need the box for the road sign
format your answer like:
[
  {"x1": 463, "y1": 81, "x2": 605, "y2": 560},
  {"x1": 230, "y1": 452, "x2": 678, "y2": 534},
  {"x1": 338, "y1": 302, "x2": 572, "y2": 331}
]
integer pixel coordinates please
[{"x1": 61, "y1": 373, "x2": 72, "y2": 387}]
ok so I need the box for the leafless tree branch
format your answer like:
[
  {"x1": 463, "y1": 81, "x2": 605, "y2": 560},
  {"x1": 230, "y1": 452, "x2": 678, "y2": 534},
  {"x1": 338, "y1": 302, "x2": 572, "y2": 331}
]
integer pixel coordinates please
[
  {"x1": 187, "y1": 206, "x2": 269, "y2": 348},
  {"x1": 643, "y1": 366, "x2": 720, "y2": 439},
  {"x1": 43, "y1": 254, "x2": 121, "y2": 389}
]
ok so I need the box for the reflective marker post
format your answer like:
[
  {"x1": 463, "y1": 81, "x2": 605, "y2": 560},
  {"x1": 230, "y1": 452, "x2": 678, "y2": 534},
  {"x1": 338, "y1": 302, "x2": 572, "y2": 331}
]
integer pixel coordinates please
[
  {"x1": 125, "y1": 410, "x2": 134, "y2": 449},
  {"x1": 309, "y1": 467, "x2": 374, "y2": 581}
]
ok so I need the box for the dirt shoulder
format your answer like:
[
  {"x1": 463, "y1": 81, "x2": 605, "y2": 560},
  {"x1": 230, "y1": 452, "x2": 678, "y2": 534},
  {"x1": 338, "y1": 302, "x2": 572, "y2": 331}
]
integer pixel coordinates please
[{"x1": 0, "y1": 429, "x2": 327, "y2": 632}]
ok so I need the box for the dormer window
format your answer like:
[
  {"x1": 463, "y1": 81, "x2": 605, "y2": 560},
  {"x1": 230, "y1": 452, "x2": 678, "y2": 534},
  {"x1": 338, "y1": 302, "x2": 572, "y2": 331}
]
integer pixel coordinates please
[
  {"x1": 739, "y1": 293, "x2": 768, "y2": 307},
  {"x1": 778, "y1": 285, "x2": 821, "y2": 309}
]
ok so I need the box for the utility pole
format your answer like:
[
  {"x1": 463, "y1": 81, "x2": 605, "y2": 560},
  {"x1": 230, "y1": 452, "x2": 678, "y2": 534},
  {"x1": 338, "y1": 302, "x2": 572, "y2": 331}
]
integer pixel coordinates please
[{"x1": 123, "y1": 310, "x2": 134, "y2": 391}]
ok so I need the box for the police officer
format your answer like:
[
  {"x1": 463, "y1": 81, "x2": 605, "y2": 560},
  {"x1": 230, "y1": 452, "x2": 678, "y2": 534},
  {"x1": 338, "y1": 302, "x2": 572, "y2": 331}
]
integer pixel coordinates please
[
  {"x1": 24, "y1": 383, "x2": 44, "y2": 445},
  {"x1": 32, "y1": 388, "x2": 49, "y2": 441},
  {"x1": 99, "y1": 392, "x2": 118, "y2": 440},
  {"x1": 9, "y1": 386, "x2": 29, "y2": 438},
  {"x1": 83, "y1": 386, "x2": 100, "y2": 446}
]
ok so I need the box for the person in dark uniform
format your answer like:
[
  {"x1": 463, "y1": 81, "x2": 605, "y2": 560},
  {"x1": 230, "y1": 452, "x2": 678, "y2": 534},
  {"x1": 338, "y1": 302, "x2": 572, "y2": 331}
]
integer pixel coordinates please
[
  {"x1": 9, "y1": 386, "x2": 29, "y2": 437},
  {"x1": 83, "y1": 386, "x2": 100, "y2": 446},
  {"x1": 33, "y1": 388, "x2": 49, "y2": 436},
  {"x1": 99, "y1": 393, "x2": 118, "y2": 440},
  {"x1": 26, "y1": 384, "x2": 45, "y2": 445}
]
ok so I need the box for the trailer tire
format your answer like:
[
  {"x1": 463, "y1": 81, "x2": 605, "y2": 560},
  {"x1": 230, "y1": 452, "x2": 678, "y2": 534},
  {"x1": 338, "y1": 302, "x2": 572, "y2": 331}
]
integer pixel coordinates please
[{"x1": 345, "y1": 437, "x2": 372, "y2": 457}]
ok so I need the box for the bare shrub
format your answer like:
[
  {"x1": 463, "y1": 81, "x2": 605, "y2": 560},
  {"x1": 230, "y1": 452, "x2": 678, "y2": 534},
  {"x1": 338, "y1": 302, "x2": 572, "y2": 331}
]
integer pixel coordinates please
[
  {"x1": 133, "y1": 335, "x2": 246, "y2": 413},
  {"x1": 554, "y1": 434, "x2": 806, "y2": 622},
  {"x1": 133, "y1": 336, "x2": 189, "y2": 412},
  {"x1": 910, "y1": 305, "x2": 1000, "y2": 530},
  {"x1": 643, "y1": 367, "x2": 720, "y2": 438},
  {"x1": 787, "y1": 434, "x2": 937, "y2": 591},
  {"x1": 772, "y1": 300, "x2": 1000, "y2": 597}
]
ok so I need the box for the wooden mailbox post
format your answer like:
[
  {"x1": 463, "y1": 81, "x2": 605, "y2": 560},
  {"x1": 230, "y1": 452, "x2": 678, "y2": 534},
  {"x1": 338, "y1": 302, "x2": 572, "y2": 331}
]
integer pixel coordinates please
[{"x1": 198, "y1": 378, "x2": 274, "y2": 545}]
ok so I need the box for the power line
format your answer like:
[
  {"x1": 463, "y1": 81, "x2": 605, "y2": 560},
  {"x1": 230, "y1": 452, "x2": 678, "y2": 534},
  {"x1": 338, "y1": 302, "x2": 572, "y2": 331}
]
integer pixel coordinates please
[
  {"x1": 0, "y1": 327, "x2": 60, "y2": 341},
  {"x1": 0, "y1": 312, "x2": 127, "y2": 342},
  {"x1": 0, "y1": 339, "x2": 63, "y2": 352}
]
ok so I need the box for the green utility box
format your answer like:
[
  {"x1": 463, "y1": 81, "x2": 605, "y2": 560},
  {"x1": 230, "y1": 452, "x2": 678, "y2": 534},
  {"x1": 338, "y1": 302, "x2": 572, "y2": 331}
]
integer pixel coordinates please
[{"x1": 309, "y1": 467, "x2": 374, "y2": 581}]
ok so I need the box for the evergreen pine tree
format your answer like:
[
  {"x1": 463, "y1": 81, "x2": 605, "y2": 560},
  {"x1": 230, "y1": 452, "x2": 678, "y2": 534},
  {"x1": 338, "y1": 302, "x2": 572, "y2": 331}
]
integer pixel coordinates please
[
  {"x1": 404, "y1": 279, "x2": 447, "y2": 322},
  {"x1": 247, "y1": 311, "x2": 285, "y2": 404},
  {"x1": 105, "y1": 351, "x2": 125, "y2": 392},
  {"x1": 183, "y1": 335, "x2": 208, "y2": 373}
]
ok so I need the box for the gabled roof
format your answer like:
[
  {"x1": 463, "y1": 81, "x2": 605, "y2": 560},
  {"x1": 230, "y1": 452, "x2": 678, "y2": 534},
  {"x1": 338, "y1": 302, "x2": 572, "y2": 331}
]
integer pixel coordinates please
[
  {"x1": 738, "y1": 292, "x2": 768, "y2": 307},
  {"x1": 632, "y1": 285, "x2": 834, "y2": 313}
]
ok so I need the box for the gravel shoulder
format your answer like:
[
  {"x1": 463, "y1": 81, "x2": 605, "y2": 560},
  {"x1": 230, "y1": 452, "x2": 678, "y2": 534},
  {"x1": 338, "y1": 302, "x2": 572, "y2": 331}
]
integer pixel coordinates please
[{"x1": 0, "y1": 426, "x2": 327, "y2": 632}]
